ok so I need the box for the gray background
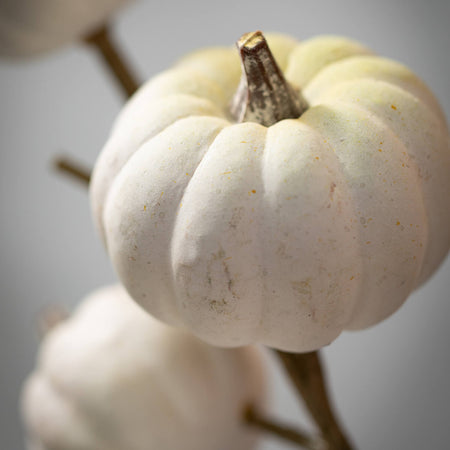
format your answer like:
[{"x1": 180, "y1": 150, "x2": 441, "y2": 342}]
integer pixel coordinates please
[{"x1": 1, "y1": 0, "x2": 449, "y2": 449}]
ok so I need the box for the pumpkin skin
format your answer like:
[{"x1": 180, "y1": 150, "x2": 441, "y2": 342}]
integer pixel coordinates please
[
  {"x1": 0, "y1": 0, "x2": 131, "y2": 57},
  {"x1": 90, "y1": 34, "x2": 450, "y2": 352},
  {"x1": 21, "y1": 285, "x2": 266, "y2": 450}
]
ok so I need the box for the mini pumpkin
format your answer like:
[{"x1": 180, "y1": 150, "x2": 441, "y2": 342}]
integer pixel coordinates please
[
  {"x1": 21, "y1": 285, "x2": 266, "y2": 450},
  {"x1": 90, "y1": 32, "x2": 450, "y2": 352},
  {"x1": 0, "y1": 0, "x2": 131, "y2": 57}
]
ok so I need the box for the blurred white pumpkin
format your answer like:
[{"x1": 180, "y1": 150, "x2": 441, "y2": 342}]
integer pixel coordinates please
[
  {"x1": 0, "y1": 0, "x2": 131, "y2": 57},
  {"x1": 21, "y1": 284, "x2": 266, "y2": 450},
  {"x1": 90, "y1": 33, "x2": 450, "y2": 352}
]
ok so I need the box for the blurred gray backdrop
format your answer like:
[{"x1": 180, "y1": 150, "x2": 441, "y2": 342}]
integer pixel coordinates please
[{"x1": 1, "y1": 0, "x2": 449, "y2": 449}]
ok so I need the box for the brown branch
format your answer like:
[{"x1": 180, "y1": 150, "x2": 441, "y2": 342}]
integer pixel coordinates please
[
  {"x1": 276, "y1": 351, "x2": 353, "y2": 450},
  {"x1": 84, "y1": 24, "x2": 140, "y2": 98},
  {"x1": 244, "y1": 405, "x2": 325, "y2": 449},
  {"x1": 53, "y1": 156, "x2": 91, "y2": 185}
]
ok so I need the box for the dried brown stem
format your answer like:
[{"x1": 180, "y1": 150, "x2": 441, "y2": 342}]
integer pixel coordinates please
[
  {"x1": 54, "y1": 156, "x2": 91, "y2": 185},
  {"x1": 231, "y1": 31, "x2": 308, "y2": 126},
  {"x1": 244, "y1": 405, "x2": 325, "y2": 449},
  {"x1": 84, "y1": 24, "x2": 139, "y2": 98},
  {"x1": 276, "y1": 351, "x2": 353, "y2": 450}
]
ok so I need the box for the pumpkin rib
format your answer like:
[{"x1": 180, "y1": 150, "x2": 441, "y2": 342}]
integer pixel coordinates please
[
  {"x1": 175, "y1": 47, "x2": 241, "y2": 102},
  {"x1": 320, "y1": 78, "x2": 449, "y2": 287},
  {"x1": 285, "y1": 35, "x2": 373, "y2": 90},
  {"x1": 304, "y1": 56, "x2": 447, "y2": 126},
  {"x1": 103, "y1": 116, "x2": 230, "y2": 326},
  {"x1": 308, "y1": 100, "x2": 428, "y2": 328},
  {"x1": 168, "y1": 123, "x2": 229, "y2": 323},
  {"x1": 256, "y1": 119, "x2": 360, "y2": 351},
  {"x1": 253, "y1": 126, "x2": 272, "y2": 346},
  {"x1": 93, "y1": 95, "x2": 227, "y2": 243},
  {"x1": 128, "y1": 67, "x2": 228, "y2": 112},
  {"x1": 295, "y1": 116, "x2": 366, "y2": 327},
  {"x1": 111, "y1": 93, "x2": 226, "y2": 141},
  {"x1": 170, "y1": 122, "x2": 268, "y2": 347}
]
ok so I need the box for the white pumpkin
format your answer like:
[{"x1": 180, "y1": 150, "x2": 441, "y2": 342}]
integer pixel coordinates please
[
  {"x1": 0, "y1": 0, "x2": 131, "y2": 57},
  {"x1": 21, "y1": 285, "x2": 266, "y2": 450},
  {"x1": 90, "y1": 33, "x2": 450, "y2": 352}
]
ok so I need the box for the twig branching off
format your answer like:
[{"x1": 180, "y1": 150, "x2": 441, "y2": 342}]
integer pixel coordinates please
[
  {"x1": 53, "y1": 156, "x2": 91, "y2": 185},
  {"x1": 84, "y1": 24, "x2": 140, "y2": 98},
  {"x1": 244, "y1": 405, "x2": 326, "y2": 449}
]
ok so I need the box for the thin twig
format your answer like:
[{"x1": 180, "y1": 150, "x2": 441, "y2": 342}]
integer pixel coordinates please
[
  {"x1": 53, "y1": 156, "x2": 91, "y2": 185},
  {"x1": 244, "y1": 405, "x2": 325, "y2": 449},
  {"x1": 276, "y1": 350, "x2": 353, "y2": 450},
  {"x1": 84, "y1": 24, "x2": 140, "y2": 98}
]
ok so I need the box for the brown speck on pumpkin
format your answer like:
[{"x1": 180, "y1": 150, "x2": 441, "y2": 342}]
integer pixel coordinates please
[
  {"x1": 209, "y1": 299, "x2": 230, "y2": 314},
  {"x1": 329, "y1": 182, "x2": 336, "y2": 198},
  {"x1": 391, "y1": 104, "x2": 397, "y2": 110}
]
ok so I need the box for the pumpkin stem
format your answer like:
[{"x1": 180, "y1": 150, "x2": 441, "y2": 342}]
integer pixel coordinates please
[
  {"x1": 84, "y1": 24, "x2": 140, "y2": 99},
  {"x1": 53, "y1": 155, "x2": 92, "y2": 185},
  {"x1": 276, "y1": 350, "x2": 354, "y2": 450},
  {"x1": 231, "y1": 31, "x2": 308, "y2": 126}
]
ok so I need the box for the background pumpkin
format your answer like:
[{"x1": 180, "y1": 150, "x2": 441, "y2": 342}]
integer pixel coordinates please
[
  {"x1": 0, "y1": 0, "x2": 131, "y2": 57},
  {"x1": 21, "y1": 284, "x2": 266, "y2": 450},
  {"x1": 90, "y1": 33, "x2": 450, "y2": 352}
]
